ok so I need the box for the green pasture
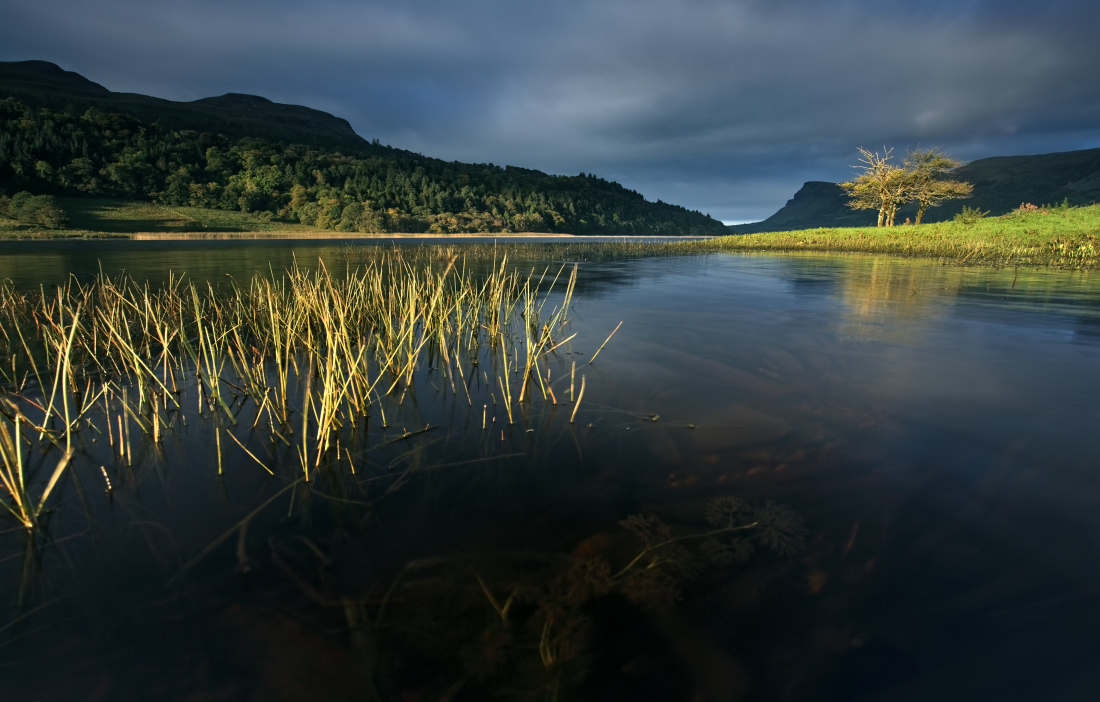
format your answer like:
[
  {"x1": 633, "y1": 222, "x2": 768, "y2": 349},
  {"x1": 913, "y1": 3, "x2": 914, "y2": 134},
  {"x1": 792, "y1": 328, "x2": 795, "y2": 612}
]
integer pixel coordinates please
[{"x1": 694, "y1": 203, "x2": 1100, "y2": 268}]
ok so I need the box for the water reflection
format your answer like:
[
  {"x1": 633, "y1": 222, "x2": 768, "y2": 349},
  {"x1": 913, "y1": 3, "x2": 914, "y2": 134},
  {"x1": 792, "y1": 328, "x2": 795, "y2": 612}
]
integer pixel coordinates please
[
  {"x1": 0, "y1": 237, "x2": 697, "y2": 291},
  {"x1": 2, "y1": 248, "x2": 1100, "y2": 701}
]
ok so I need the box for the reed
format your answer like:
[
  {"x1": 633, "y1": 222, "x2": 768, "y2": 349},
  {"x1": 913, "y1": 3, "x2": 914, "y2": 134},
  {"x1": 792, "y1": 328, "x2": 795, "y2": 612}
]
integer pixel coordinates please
[
  {"x1": 0, "y1": 413, "x2": 73, "y2": 530},
  {"x1": 569, "y1": 376, "x2": 585, "y2": 424},
  {"x1": 588, "y1": 321, "x2": 622, "y2": 365},
  {"x1": 0, "y1": 252, "x2": 581, "y2": 526}
]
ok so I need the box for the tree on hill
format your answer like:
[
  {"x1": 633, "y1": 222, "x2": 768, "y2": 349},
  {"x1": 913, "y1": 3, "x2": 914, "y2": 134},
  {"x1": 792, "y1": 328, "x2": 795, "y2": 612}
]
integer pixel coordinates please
[
  {"x1": 904, "y1": 149, "x2": 973, "y2": 224},
  {"x1": 840, "y1": 147, "x2": 972, "y2": 227}
]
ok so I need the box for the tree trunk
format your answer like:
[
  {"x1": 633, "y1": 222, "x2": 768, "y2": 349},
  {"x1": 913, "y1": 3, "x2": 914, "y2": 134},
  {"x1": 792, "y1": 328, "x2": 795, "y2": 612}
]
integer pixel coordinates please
[
  {"x1": 877, "y1": 207, "x2": 885, "y2": 227},
  {"x1": 915, "y1": 201, "x2": 927, "y2": 225}
]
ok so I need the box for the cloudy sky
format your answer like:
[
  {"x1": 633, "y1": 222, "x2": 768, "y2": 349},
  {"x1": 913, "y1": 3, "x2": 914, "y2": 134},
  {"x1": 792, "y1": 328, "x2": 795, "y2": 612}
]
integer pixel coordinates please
[{"x1": 3, "y1": 0, "x2": 1099, "y2": 223}]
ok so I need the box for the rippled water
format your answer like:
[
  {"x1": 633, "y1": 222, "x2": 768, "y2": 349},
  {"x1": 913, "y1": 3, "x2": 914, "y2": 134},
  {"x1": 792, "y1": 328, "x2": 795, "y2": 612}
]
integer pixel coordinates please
[{"x1": 2, "y1": 242, "x2": 1099, "y2": 701}]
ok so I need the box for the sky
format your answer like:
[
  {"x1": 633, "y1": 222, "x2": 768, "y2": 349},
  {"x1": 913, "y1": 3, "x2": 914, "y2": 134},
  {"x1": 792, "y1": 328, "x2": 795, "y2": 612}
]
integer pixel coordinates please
[{"x1": 3, "y1": 0, "x2": 1100, "y2": 223}]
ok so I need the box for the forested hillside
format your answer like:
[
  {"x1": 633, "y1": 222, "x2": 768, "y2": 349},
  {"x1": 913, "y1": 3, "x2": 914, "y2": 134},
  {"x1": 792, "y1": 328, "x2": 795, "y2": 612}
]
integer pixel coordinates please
[{"x1": 0, "y1": 91, "x2": 723, "y2": 235}]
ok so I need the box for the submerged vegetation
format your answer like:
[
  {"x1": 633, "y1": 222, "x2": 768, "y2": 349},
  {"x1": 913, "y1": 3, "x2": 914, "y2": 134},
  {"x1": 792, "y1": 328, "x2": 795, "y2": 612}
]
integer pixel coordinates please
[{"x1": 348, "y1": 497, "x2": 804, "y2": 700}]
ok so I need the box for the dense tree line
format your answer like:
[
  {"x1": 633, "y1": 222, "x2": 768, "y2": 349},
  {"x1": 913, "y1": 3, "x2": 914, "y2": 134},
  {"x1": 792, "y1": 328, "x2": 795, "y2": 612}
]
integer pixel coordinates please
[{"x1": 0, "y1": 97, "x2": 724, "y2": 235}]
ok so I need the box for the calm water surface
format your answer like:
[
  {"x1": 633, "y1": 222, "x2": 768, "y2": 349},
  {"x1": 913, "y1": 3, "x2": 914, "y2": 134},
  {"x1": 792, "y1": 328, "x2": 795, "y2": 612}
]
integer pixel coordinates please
[{"x1": 2, "y1": 241, "x2": 1100, "y2": 701}]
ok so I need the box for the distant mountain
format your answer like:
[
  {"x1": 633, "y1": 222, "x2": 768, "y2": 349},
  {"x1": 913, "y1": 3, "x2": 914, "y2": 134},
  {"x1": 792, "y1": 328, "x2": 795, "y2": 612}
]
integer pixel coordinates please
[
  {"x1": 0, "y1": 60, "x2": 725, "y2": 235},
  {"x1": 0, "y1": 60, "x2": 369, "y2": 151},
  {"x1": 730, "y1": 148, "x2": 1100, "y2": 234}
]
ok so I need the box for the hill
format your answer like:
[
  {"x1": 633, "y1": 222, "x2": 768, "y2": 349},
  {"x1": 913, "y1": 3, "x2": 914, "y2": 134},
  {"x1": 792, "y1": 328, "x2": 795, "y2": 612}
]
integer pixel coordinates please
[
  {"x1": 730, "y1": 148, "x2": 1100, "y2": 234},
  {"x1": 0, "y1": 61, "x2": 725, "y2": 236},
  {"x1": 0, "y1": 60, "x2": 367, "y2": 151}
]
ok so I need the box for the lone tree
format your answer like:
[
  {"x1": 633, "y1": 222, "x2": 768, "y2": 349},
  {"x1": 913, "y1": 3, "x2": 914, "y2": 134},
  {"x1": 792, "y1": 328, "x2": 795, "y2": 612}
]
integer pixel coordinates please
[
  {"x1": 840, "y1": 147, "x2": 910, "y2": 227},
  {"x1": 840, "y1": 147, "x2": 972, "y2": 227},
  {"x1": 904, "y1": 149, "x2": 973, "y2": 224}
]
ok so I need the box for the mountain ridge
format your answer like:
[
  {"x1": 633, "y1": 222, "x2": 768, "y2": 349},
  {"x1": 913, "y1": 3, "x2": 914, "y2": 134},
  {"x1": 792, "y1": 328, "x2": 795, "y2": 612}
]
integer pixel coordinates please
[
  {"x1": 730, "y1": 147, "x2": 1100, "y2": 233},
  {"x1": 0, "y1": 60, "x2": 368, "y2": 150}
]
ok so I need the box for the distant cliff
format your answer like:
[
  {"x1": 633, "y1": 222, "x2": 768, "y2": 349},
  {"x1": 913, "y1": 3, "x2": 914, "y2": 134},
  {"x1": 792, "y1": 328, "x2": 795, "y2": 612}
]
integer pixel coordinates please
[{"x1": 730, "y1": 148, "x2": 1100, "y2": 234}]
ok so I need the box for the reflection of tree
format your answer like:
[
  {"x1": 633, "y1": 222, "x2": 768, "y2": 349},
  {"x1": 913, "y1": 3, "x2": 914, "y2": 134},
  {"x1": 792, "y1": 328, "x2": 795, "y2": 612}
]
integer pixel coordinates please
[
  {"x1": 834, "y1": 258, "x2": 961, "y2": 342},
  {"x1": 788, "y1": 254, "x2": 1100, "y2": 343}
]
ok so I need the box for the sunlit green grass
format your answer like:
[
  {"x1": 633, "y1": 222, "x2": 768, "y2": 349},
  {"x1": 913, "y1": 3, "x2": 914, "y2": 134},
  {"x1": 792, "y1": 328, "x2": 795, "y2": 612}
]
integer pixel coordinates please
[
  {"x1": 360, "y1": 205, "x2": 1100, "y2": 269},
  {"x1": 696, "y1": 203, "x2": 1100, "y2": 268},
  {"x1": 6, "y1": 196, "x2": 1100, "y2": 268}
]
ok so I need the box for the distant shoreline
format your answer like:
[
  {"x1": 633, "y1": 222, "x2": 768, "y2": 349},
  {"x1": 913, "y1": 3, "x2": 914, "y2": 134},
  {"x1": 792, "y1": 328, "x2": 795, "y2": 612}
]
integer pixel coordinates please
[
  {"x1": 7, "y1": 206, "x2": 1096, "y2": 270},
  {"x1": 129, "y1": 231, "x2": 579, "y2": 240}
]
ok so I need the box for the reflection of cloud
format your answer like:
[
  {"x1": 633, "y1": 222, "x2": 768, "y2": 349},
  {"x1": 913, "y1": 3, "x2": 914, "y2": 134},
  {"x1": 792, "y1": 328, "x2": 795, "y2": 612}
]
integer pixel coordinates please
[{"x1": 3, "y1": 0, "x2": 1100, "y2": 221}]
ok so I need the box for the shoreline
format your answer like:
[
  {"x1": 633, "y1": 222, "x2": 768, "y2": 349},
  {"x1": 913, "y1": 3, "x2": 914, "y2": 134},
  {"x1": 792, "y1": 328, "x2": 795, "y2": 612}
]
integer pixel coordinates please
[
  {"x1": 3, "y1": 205, "x2": 1097, "y2": 269},
  {"x1": 128, "y1": 231, "x2": 579, "y2": 240}
]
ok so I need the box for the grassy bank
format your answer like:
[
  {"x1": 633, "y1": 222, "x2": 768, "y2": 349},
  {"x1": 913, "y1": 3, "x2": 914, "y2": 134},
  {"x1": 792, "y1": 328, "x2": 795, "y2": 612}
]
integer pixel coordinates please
[
  {"x1": 5, "y1": 197, "x2": 1100, "y2": 269},
  {"x1": 0, "y1": 197, "x2": 316, "y2": 238},
  {"x1": 344, "y1": 205, "x2": 1100, "y2": 269},
  {"x1": 698, "y1": 203, "x2": 1100, "y2": 268},
  {"x1": 0, "y1": 197, "x2": 575, "y2": 239}
]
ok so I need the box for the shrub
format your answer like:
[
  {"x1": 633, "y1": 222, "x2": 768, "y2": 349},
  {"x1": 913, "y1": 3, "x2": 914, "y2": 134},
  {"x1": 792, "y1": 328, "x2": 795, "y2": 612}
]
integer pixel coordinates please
[
  {"x1": 6, "y1": 191, "x2": 69, "y2": 228},
  {"x1": 954, "y1": 205, "x2": 989, "y2": 225}
]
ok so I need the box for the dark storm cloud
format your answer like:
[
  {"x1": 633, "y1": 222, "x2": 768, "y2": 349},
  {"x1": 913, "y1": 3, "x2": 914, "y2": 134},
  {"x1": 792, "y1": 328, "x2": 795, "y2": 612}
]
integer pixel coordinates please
[{"x1": 3, "y1": 0, "x2": 1099, "y2": 222}]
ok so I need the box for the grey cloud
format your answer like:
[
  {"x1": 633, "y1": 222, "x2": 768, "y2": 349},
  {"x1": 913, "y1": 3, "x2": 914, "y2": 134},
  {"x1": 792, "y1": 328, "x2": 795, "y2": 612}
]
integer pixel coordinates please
[{"x1": 2, "y1": 0, "x2": 1099, "y2": 222}]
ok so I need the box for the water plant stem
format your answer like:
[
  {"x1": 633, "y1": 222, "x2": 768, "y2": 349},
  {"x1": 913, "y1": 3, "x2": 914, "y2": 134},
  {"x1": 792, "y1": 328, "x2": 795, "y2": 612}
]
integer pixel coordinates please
[
  {"x1": 589, "y1": 321, "x2": 622, "y2": 365},
  {"x1": 570, "y1": 376, "x2": 585, "y2": 424}
]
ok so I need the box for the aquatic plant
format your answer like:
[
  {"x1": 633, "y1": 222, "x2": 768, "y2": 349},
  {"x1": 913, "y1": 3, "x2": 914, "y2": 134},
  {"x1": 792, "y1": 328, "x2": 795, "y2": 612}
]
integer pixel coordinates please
[
  {"x1": 0, "y1": 253, "x2": 584, "y2": 525},
  {"x1": 0, "y1": 412, "x2": 73, "y2": 530}
]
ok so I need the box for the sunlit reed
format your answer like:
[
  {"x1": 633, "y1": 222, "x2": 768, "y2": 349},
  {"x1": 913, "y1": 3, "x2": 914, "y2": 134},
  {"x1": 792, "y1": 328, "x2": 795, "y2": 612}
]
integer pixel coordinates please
[{"x1": 0, "y1": 253, "x2": 586, "y2": 525}]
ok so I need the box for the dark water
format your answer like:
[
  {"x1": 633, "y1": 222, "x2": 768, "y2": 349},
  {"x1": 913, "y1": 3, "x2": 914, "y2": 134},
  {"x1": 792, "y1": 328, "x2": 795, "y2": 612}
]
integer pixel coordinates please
[
  {"x1": 0, "y1": 236, "x2": 700, "y2": 290},
  {"x1": 3, "y1": 242, "x2": 1100, "y2": 701}
]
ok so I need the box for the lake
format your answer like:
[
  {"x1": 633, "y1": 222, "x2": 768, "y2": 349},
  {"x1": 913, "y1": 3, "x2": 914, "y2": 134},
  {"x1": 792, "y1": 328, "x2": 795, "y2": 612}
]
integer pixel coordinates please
[{"x1": 2, "y1": 240, "x2": 1099, "y2": 701}]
